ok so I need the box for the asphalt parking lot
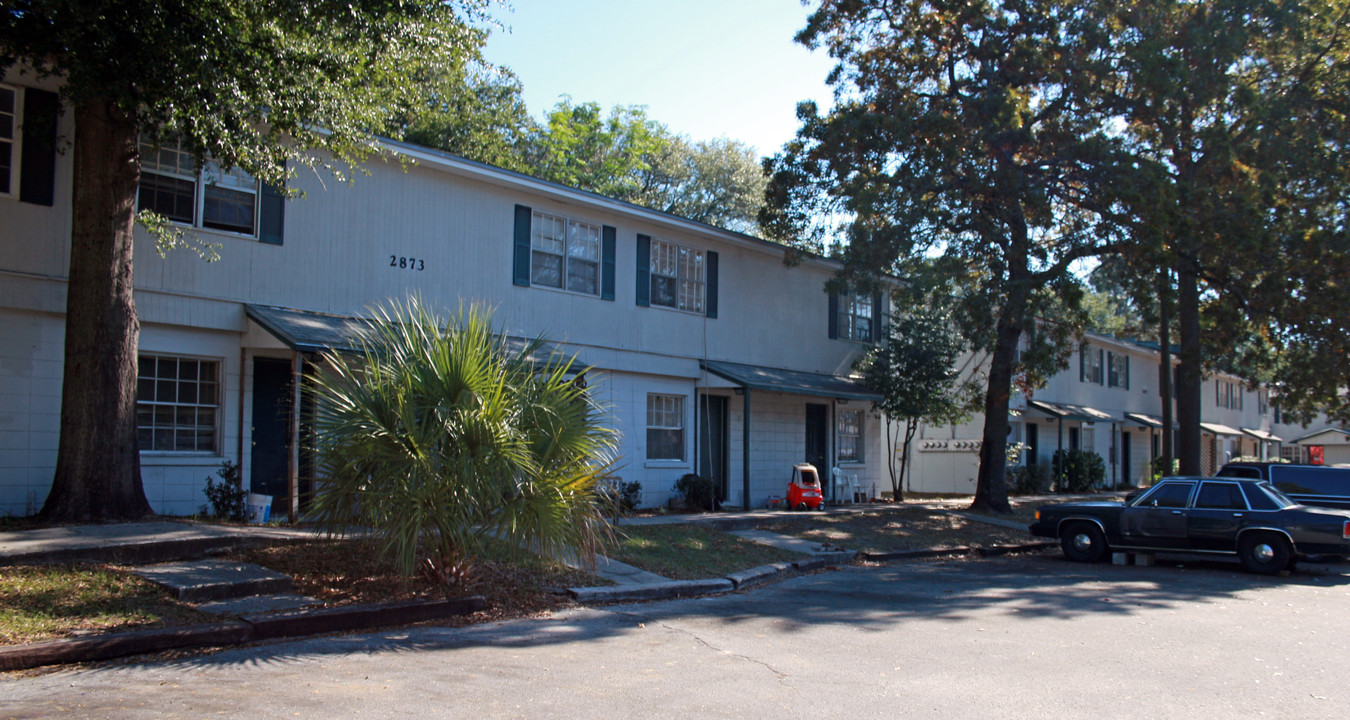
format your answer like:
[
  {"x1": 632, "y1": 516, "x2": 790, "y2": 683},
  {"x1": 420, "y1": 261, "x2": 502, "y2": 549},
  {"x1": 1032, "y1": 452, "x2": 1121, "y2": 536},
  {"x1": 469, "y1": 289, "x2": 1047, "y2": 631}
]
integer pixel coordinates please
[{"x1": 6, "y1": 551, "x2": 1350, "y2": 719}]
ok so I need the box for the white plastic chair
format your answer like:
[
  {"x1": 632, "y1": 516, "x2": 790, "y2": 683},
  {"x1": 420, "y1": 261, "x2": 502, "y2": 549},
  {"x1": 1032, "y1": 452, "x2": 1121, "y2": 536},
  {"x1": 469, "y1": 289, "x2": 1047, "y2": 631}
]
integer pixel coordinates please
[{"x1": 831, "y1": 467, "x2": 855, "y2": 505}]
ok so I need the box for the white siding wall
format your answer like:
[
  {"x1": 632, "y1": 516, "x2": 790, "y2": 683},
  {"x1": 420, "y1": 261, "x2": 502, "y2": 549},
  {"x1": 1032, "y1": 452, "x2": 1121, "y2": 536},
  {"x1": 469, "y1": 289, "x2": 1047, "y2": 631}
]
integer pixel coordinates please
[
  {"x1": 0, "y1": 122, "x2": 889, "y2": 514},
  {"x1": 0, "y1": 309, "x2": 63, "y2": 515}
]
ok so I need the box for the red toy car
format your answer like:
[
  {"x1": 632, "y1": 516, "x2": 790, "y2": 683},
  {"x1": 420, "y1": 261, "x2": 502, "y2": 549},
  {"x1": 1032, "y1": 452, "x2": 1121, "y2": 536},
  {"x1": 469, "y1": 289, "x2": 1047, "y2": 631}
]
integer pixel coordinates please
[{"x1": 787, "y1": 463, "x2": 824, "y2": 511}]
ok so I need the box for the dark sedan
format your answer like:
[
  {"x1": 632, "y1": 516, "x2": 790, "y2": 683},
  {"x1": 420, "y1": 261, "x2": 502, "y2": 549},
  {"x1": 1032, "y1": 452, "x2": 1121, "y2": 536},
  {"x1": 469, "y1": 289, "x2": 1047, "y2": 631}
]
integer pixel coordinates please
[{"x1": 1028, "y1": 477, "x2": 1350, "y2": 574}]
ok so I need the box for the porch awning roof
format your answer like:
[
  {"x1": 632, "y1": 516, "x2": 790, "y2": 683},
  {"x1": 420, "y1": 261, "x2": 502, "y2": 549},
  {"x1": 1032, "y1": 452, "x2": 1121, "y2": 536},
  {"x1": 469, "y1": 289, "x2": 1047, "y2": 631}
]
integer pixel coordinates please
[
  {"x1": 700, "y1": 360, "x2": 881, "y2": 402},
  {"x1": 1241, "y1": 427, "x2": 1285, "y2": 443},
  {"x1": 1025, "y1": 399, "x2": 1115, "y2": 422},
  {"x1": 1200, "y1": 422, "x2": 1244, "y2": 436},
  {"x1": 246, "y1": 304, "x2": 375, "y2": 354},
  {"x1": 245, "y1": 304, "x2": 550, "y2": 359},
  {"x1": 1124, "y1": 412, "x2": 1171, "y2": 428}
]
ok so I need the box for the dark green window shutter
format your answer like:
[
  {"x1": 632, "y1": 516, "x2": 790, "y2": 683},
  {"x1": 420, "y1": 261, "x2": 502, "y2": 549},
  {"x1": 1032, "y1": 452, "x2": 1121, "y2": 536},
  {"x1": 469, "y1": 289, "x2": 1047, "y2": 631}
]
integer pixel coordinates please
[
  {"x1": 257, "y1": 180, "x2": 286, "y2": 246},
  {"x1": 827, "y1": 291, "x2": 839, "y2": 339},
  {"x1": 635, "y1": 234, "x2": 651, "y2": 307},
  {"x1": 1079, "y1": 347, "x2": 1087, "y2": 382},
  {"x1": 705, "y1": 251, "x2": 719, "y2": 318},
  {"x1": 871, "y1": 293, "x2": 884, "y2": 343},
  {"x1": 513, "y1": 204, "x2": 532, "y2": 287},
  {"x1": 1098, "y1": 349, "x2": 1105, "y2": 385},
  {"x1": 601, "y1": 225, "x2": 616, "y2": 301},
  {"x1": 19, "y1": 88, "x2": 58, "y2": 207}
]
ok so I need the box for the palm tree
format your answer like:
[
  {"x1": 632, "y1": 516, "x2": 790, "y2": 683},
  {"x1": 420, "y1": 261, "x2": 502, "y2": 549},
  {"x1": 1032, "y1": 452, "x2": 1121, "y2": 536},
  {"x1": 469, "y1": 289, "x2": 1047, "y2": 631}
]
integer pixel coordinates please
[{"x1": 308, "y1": 298, "x2": 617, "y2": 587}]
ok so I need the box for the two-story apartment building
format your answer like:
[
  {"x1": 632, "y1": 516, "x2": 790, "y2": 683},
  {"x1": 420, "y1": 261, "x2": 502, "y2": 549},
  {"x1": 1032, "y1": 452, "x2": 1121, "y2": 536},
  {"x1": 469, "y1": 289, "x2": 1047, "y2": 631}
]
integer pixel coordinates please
[
  {"x1": 0, "y1": 71, "x2": 889, "y2": 517},
  {"x1": 909, "y1": 332, "x2": 1343, "y2": 493}
]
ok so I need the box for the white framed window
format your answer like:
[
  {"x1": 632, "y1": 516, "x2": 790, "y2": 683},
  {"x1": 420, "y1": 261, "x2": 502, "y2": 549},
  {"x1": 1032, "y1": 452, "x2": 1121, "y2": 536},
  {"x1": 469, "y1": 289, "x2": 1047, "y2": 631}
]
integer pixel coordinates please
[
  {"x1": 136, "y1": 355, "x2": 220, "y2": 453},
  {"x1": 837, "y1": 409, "x2": 864, "y2": 463},
  {"x1": 837, "y1": 292, "x2": 874, "y2": 342},
  {"x1": 1107, "y1": 352, "x2": 1129, "y2": 389},
  {"x1": 0, "y1": 84, "x2": 17, "y2": 197},
  {"x1": 1080, "y1": 346, "x2": 1104, "y2": 384},
  {"x1": 649, "y1": 239, "x2": 706, "y2": 313},
  {"x1": 646, "y1": 393, "x2": 685, "y2": 461},
  {"x1": 1216, "y1": 379, "x2": 1244, "y2": 410},
  {"x1": 137, "y1": 137, "x2": 260, "y2": 237},
  {"x1": 531, "y1": 211, "x2": 601, "y2": 295}
]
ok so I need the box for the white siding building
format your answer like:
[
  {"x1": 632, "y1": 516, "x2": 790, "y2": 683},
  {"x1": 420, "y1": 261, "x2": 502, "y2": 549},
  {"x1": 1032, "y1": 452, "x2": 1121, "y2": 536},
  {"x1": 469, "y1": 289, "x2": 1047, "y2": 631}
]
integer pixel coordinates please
[
  {"x1": 909, "y1": 331, "x2": 1346, "y2": 493},
  {"x1": 0, "y1": 71, "x2": 890, "y2": 517}
]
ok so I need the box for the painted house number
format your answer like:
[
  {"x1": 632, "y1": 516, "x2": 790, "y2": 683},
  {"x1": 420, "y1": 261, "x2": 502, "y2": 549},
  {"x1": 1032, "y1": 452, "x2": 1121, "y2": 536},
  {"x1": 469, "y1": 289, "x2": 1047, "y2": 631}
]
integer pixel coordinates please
[{"x1": 389, "y1": 255, "x2": 425, "y2": 271}]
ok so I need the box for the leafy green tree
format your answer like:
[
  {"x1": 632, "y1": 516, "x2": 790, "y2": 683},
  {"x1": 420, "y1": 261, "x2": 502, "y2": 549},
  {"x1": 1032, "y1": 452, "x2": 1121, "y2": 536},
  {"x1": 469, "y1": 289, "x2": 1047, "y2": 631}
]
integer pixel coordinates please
[
  {"x1": 528, "y1": 98, "x2": 673, "y2": 202},
  {"x1": 1098, "y1": 0, "x2": 1350, "y2": 466},
  {"x1": 0, "y1": 0, "x2": 489, "y2": 521},
  {"x1": 855, "y1": 306, "x2": 978, "y2": 501},
  {"x1": 643, "y1": 136, "x2": 767, "y2": 234},
  {"x1": 391, "y1": 63, "x2": 538, "y2": 174},
  {"x1": 526, "y1": 99, "x2": 766, "y2": 233},
  {"x1": 763, "y1": 0, "x2": 1132, "y2": 513},
  {"x1": 309, "y1": 299, "x2": 617, "y2": 586}
]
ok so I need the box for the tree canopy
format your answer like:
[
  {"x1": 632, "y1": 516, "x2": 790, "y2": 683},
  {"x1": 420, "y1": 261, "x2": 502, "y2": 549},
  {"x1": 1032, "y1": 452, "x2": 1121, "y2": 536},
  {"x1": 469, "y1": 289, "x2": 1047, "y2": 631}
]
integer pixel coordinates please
[{"x1": 764, "y1": 0, "x2": 1134, "y2": 512}]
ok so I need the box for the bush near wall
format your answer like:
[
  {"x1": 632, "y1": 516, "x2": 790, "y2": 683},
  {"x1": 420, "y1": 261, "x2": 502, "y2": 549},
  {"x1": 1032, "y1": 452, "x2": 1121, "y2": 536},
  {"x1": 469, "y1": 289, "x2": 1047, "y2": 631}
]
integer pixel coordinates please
[{"x1": 1052, "y1": 449, "x2": 1106, "y2": 492}]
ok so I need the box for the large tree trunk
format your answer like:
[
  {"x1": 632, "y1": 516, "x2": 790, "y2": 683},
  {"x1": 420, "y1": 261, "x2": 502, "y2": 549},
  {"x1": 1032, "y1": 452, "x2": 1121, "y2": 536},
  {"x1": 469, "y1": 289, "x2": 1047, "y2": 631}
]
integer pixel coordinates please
[
  {"x1": 972, "y1": 307, "x2": 1022, "y2": 515},
  {"x1": 40, "y1": 97, "x2": 151, "y2": 522},
  {"x1": 1174, "y1": 260, "x2": 1203, "y2": 476}
]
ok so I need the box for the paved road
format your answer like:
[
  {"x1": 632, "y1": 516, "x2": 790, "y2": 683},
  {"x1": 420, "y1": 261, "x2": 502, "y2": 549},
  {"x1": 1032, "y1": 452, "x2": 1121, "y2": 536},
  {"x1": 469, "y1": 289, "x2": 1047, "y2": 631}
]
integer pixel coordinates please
[{"x1": 6, "y1": 552, "x2": 1350, "y2": 719}]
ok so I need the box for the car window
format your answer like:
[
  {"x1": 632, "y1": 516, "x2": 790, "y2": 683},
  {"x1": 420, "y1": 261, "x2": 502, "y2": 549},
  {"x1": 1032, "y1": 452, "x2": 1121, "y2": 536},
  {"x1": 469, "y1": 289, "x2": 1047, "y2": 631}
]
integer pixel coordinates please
[
  {"x1": 1217, "y1": 465, "x2": 1262, "y2": 479},
  {"x1": 1138, "y1": 482, "x2": 1195, "y2": 508},
  {"x1": 1255, "y1": 481, "x2": 1297, "y2": 509},
  {"x1": 1270, "y1": 466, "x2": 1350, "y2": 496},
  {"x1": 1242, "y1": 482, "x2": 1284, "y2": 510},
  {"x1": 1195, "y1": 482, "x2": 1247, "y2": 510}
]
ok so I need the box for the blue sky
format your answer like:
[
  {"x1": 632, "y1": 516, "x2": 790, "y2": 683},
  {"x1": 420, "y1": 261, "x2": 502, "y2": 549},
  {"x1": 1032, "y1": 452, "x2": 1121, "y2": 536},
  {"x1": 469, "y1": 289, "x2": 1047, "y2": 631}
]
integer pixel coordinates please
[{"x1": 481, "y1": 0, "x2": 837, "y2": 158}]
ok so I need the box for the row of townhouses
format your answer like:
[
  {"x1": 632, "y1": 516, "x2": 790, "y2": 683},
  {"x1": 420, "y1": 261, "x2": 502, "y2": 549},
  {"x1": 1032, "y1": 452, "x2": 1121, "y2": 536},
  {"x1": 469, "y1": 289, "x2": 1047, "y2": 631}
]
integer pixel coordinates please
[
  {"x1": 0, "y1": 71, "x2": 890, "y2": 517},
  {"x1": 2, "y1": 71, "x2": 1344, "y2": 516},
  {"x1": 910, "y1": 334, "x2": 1349, "y2": 496}
]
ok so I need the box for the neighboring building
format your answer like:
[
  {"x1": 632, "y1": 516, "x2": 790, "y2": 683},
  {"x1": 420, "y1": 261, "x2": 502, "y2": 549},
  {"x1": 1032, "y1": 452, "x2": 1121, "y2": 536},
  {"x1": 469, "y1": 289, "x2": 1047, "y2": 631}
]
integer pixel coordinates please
[
  {"x1": 0, "y1": 70, "x2": 891, "y2": 517},
  {"x1": 908, "y1": 331, "x2": 1346, "y2": 493}
]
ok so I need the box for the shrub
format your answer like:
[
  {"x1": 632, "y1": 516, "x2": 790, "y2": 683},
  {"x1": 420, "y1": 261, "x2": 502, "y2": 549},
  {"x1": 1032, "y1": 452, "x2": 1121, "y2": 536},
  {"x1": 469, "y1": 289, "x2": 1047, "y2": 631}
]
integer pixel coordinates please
[
  {"x1": 1053, "y1": 449, "x2": 1106, "y2": 492},
  {"x1": 1151, "y1": 456, "x2": 1179, "y2": 483},
  {"x1": 308, "y1": 299, "x2": 618, "y2": 587},
  {"x1": 1008, "y1": 463, "x2": 1051, "y2": 495},
  {"x1": 674, "y1": 473, "x2": 717, "y2": 512},
  {"x1": 598, "y1": 479, "x2": 643, "y2": 515},
  {"x1": 202, "y1": 461, "x2": 246, "y2": 522}
]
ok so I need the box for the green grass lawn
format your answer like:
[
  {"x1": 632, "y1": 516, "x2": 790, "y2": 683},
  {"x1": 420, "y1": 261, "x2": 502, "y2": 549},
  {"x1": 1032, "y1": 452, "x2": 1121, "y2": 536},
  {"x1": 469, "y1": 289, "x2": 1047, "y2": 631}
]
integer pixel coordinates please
[
  {"x1": 0, "y1": 565, "x2": 210, "y2": 645},
  {"x1": 607, "y1": 524, "x2": 806, "y2": 580}
]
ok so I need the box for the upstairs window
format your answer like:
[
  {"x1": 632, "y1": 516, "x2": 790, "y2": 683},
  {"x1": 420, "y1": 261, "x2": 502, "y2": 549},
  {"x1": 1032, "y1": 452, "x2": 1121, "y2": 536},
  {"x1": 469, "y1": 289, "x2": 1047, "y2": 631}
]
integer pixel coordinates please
[
  {"x1": 1107, "y1": 352, "x2": 1129, "y2": 389},
  {"x1": 137, "y1": 137, "x2": 260, "y2": 237},
  {"x1": 837, "y1": 292, "x2": 874, "y2": 343},
  {"x1": 1216, "y1": 379, "x2": 1244, "y2": 410},
  {"x1": 1080, "y1": 346, "x2": 1104, "y2": 384},
  {"x1": 649, "y1": 239, "x2": 706, "y2": 313},
  {"x1": 531, "y1": 211, "x2": 602, "y2": 296},
  {"x1": 0, "y1": 85, "x2": 15, "y2": 196}
]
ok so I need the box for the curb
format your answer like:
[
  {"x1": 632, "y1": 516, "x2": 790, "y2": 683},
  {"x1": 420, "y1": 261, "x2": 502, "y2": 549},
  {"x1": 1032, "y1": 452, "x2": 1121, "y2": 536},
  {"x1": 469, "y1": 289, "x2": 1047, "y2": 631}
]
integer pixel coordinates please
[
  {"x1": 566, "y1": 542, "x2": 1055, "y2": 604},
  {"x1": 859, "y1": 541, "x2": 1055, "y2": 562},
  {"x1": 0, "y1": 596, "x2": 485, "y2": 672}
]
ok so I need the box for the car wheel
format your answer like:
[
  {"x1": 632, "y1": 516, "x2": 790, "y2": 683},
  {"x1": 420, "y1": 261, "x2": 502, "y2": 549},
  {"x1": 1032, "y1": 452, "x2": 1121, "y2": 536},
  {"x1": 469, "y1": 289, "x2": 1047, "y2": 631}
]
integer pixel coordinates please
[
  {"x1": 1238, "y1": 532, "x2": 1292, "y2": 575},
  {"x1": 1060, "y1": 522, "x2": 1108, "y2": 563},
  {"x1": 795, "y1": 502, "x2": 808, "y2": 511}
]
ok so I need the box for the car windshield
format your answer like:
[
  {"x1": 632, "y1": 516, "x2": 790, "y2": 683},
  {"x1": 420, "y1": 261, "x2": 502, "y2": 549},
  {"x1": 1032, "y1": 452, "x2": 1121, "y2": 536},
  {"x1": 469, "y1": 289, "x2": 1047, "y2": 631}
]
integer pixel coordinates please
[{"x1": 1257, "y1": 481, "x2": 1298, "y2": 509}]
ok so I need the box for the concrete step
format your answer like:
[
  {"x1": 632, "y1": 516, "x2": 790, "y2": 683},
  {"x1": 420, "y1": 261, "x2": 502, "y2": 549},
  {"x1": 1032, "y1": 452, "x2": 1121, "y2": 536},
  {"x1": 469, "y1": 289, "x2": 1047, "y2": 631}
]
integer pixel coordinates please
[
  {"x1": 195, "y1": 593, "x2": 321, "y2": 616},
  {"x1": 131, "y1": 560, "x2": 295, "y2": 603}
]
